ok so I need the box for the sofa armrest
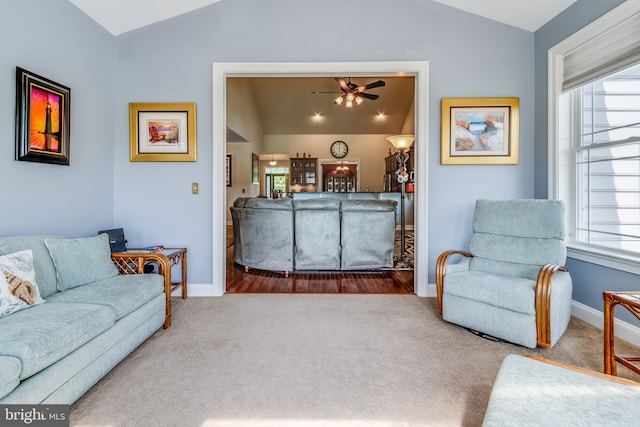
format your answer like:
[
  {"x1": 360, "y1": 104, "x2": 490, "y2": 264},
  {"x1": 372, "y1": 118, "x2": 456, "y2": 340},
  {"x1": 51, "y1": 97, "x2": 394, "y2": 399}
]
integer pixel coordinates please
[
  {"x1": 526, "y1": 355, "x2": 640, "y2": 386},
  {"x1": 436, "y1": 250, "x2": 472, "y2": 315},
  {"x1": 111, "y1": 252, "x2": 172, "y2": 328}
]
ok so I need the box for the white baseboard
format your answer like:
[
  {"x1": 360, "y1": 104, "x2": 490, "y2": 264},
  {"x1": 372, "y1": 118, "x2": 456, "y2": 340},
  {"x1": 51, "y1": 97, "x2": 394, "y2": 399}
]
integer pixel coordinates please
[
  {"x1": 571, "y1": 300, "x2": 640, "y2": 348},
  {"x1": 171, "y1": 283, "x2": 215, "y2": 297}
]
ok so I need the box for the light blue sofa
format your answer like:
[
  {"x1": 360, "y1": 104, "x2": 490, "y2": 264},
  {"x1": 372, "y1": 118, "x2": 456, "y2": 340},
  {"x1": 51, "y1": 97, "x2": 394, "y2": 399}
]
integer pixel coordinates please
[
  {"x1": 483, "y1": 355, "x2": 640, "y2": 426},
  {"x1": 230, "y1": 197, "x2": 397, "y2": 273},
  {"x1": 0, "y1": 234, "x2": 166, "y2": 404}
]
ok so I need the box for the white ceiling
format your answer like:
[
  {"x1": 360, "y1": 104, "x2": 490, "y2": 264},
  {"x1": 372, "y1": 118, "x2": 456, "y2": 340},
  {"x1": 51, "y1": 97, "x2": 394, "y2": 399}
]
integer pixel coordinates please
[
  {"x1": 69, "y1": 0, "x2": 577, "y2": 36},
  {"x1": 232, "y1": 76, "x2": 416, "y2": 136}
]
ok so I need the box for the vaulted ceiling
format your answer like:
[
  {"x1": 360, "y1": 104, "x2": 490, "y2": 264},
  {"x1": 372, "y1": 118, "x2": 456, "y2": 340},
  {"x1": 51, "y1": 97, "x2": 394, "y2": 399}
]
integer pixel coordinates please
[
  {"x1": 67, "y1": 0, "x2": 577, "y2": 136},
  {"x1": 69, "y1": 0, "x2": 577, "y2": 36}
]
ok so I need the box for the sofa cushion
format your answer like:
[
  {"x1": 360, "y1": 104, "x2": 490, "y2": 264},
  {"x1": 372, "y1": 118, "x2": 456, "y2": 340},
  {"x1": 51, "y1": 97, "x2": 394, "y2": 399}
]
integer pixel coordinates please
[
  {"x1": 0, "y1": 356, "x2": 21, "y2": 399},
  {"x1": 244, "y1": 197, "x2": 293, "y2": 210},
  {"x1": 0, "y1": 250, "x2": 45, "y2": 318},
  {"x1": 483, "y1": 355, "x2": 640, "y2": 426},
  {"x1": 45, "y1": 274, "x2": 164, "y2": 320},
  {"x1": 340, "y1": 200, "x2": 397, "y2": 270},
  {"x1": 45, "y1": 234, "x2": 118, "y2": 291},
  {"x1": 443, "y1": 271, "x2": 536, "y2": 315},
  {"x1": 0, "y1": 302, "x2": 115, "y2": 379},
  {"x1": 293, "y1": 198, "x2": 341, "y2": 270},
  {"x1": 0, "y1": 235, "x2": 59, "y2": 298}
]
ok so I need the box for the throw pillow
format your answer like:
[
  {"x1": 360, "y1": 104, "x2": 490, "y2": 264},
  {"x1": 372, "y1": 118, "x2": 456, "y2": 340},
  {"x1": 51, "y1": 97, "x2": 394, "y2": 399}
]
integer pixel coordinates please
[
  {"x1": 0, "y1": 249, "x2": 45, "y2": 318},
  {"x1": 45, "y1": 234, "x2": 119, "y2": 291}
]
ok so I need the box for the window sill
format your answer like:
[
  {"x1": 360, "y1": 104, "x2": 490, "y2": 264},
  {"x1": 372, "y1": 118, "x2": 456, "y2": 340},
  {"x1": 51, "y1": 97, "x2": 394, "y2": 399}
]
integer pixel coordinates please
[{"x1": 567, "y1": 243, "x2": 640, "y2": 275}]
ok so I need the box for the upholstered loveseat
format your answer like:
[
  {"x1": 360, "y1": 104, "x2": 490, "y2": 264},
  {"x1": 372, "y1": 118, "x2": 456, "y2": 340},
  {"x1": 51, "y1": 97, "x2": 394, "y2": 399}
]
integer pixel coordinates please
[
  {"x1": 0, "y1": 233, "x2": 167, "y2": 404},
  {"x1": 230, "y1": 197, "x2": 397, "y2": 274},
  {"x1": 483, "y1": 355, "x2": 640, "y2": 426}
]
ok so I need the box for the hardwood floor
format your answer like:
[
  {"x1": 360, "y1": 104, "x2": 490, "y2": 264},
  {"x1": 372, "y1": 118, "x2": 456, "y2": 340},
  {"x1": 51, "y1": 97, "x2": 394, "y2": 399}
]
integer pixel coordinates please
[{"x1": 225, "y1": 227, "x2": 414, "y2": 294}]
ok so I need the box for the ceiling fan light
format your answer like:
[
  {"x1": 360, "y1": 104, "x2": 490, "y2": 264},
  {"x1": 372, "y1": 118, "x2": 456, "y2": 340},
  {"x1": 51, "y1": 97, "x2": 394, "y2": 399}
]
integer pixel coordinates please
[
  {"x1": 355, "y1": 96, "x2": 364, "y2": 105},
  {"x1": 335, "y1": 95, "x2": 344, "y2": 105},
  {"x1": 345, "y1": 99, "x2": 353, "y2": 108},
  {"x1": 346, "y1": 93, "x2": 355, "y2": 101}
]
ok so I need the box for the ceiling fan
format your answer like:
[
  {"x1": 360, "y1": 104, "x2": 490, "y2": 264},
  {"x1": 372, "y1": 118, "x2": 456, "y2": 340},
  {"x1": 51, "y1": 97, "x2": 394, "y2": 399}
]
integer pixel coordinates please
[
  {"x1": 334, "y1": 77, "x2": 385, "y2": 107},
  {"x1": 312, "y1": 78, "x2": 386, "y2": 107}
]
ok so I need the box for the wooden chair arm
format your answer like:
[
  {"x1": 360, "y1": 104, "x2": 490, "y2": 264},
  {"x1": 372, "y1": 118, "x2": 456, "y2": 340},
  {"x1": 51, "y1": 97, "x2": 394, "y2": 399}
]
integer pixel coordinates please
[
  {"x1": 436, "y1": 250, "x2": 473, "y2": 315},
  {"x1": 526, "y1": 355, "x2": 640, "y2": 386},
  {"x1": 535, "y1": 264, "x2": 569, "y2": 348}
]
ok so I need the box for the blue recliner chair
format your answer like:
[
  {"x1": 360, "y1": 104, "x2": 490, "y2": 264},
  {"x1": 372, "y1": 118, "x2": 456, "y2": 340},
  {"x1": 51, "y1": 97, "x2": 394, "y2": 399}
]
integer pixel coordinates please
[{"x1": 436, "y1": 199, "x2": 573, "y2": 348}]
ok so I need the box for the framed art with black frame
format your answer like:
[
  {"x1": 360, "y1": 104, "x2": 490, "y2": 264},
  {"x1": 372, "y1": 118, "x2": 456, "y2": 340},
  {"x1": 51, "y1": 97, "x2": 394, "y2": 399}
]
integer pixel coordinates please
[
  {"x1": 15, "y1": 67, "x2": 71, "y2": 165},
  {"x1": 251, "y1": 152, "x2": 259, "y2": 184}
]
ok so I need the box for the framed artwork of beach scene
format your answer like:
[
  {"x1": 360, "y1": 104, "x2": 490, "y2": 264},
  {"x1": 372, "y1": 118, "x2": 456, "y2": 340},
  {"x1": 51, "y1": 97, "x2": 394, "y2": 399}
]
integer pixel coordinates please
[{"x1": 441, "y1": 98, "x2": 519, "y2": 165}]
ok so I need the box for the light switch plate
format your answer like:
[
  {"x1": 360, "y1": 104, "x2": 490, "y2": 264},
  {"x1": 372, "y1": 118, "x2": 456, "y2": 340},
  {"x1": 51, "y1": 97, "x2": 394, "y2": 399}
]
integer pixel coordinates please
[{"x1": 191, "y1": 182, "x2": 199, "y2": 194}]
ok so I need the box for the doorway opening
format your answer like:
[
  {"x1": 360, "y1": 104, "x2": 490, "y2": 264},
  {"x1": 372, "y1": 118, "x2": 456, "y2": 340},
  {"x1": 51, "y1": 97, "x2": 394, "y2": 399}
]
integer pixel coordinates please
[
  {"x1": 213, "y1": 61, "x2": 429, "y2": 297},
  {"x1": 266, "y1": 173, "x2": 288, "y2": 198}
]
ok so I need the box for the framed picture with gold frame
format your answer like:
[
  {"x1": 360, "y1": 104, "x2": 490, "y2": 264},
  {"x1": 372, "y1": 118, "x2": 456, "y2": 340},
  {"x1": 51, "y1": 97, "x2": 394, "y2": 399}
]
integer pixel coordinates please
[
  {"x1": 441, "y1": 97, "x2": 519, "y2": 165},
  {"x1": 129, "y1": 102, "x2": 197, "y2": 162}
]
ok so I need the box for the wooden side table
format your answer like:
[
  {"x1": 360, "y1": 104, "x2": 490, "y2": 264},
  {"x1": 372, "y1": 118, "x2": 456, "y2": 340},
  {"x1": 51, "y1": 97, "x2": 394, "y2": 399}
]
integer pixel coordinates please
[
  {"x1": 603, "y1": 291, "x2": 640, "y2": 376},
  {"x1": 111, "y1": 248, "x2": 187, "y2": 329}
]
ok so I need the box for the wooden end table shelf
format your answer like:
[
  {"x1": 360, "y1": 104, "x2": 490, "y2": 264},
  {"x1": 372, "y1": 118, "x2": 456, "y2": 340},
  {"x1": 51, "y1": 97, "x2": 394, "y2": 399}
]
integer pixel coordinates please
[
  {"x1": 603, "y1": 291, "x2": 640, "y2": 376},
  {"x1": 111, "y1": 248, "x2": 187, "y2": 329}
]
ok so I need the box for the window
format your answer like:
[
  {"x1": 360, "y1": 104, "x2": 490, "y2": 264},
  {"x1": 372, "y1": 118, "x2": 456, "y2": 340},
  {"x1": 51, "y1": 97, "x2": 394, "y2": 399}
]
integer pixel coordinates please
[
  {"x1": 572, "y1": 65, "x2": 640, "y2": 254},
  {"x1": 549, "y1": 2, "x2": 640, "y2": 274}
]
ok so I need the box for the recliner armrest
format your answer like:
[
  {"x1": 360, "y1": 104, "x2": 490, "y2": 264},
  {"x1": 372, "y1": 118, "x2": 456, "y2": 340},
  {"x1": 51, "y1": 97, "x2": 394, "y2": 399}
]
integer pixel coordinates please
[
  {"x1": 436, "y1": 250, "x2": 473, "y2": 315},
  {"x1": 535, "y1": 263, "x2": 569, "y2": 348}
]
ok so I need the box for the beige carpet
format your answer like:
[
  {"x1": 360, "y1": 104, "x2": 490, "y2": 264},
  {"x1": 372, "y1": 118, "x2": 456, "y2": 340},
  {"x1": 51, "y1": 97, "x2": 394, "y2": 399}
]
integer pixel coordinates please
[{"x1": 70, "y1": 295, "x2": 640, "y2": 427}]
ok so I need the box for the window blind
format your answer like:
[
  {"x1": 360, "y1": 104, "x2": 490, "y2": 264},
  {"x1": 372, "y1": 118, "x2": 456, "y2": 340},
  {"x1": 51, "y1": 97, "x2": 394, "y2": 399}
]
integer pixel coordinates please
[{"x1": 563, "y1": 11, "x2": 640, "y2": 92}]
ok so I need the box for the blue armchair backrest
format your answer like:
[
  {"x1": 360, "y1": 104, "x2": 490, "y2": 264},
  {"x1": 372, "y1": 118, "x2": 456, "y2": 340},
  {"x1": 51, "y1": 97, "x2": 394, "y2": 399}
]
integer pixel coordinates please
[{"x1": 468, "y1": 199, "x2": 567, "y2": 280}]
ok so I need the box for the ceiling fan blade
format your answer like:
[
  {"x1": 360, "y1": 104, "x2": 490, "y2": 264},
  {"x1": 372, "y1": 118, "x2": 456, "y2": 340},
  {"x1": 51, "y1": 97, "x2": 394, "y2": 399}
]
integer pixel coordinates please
[
  {"x1": 355, "y1": 80, "x2": 386, "y2": 92},
  {"x1": 359, "y1": 93, "x2": 379, "y2": 100},
  {"x1": 335, "y1": 78, "x2": 350, "y2": 92}
]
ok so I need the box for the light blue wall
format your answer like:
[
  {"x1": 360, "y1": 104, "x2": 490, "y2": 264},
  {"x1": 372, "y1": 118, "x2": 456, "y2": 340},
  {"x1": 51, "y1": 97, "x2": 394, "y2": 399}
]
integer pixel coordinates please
[
  {"x1": 533, "y1": 0, "x2": 639, "y2": 322},
  {"x1": 0, "y1": 0, "x2": 116, "y2": 236},
  {"x1": 11, "y1": 0, "x2": 625, "y2": 300},
  {"x1": 113, "y1": 0, "x2": 535, "y2": 284}
]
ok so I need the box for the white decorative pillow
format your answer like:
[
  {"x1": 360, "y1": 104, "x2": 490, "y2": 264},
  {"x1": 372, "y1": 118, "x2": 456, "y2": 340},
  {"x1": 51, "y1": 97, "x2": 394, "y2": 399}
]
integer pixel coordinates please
[{"x1": 0, "y1": 250, "x2": 45, "y2": 318}]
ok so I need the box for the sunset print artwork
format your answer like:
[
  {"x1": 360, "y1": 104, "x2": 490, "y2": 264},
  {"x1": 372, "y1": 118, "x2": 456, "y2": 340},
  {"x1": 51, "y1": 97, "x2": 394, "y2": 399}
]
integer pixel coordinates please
[
  {"x1": 15, "y1": 67, "x2": 71, "y2": 165},
  {"x1": 29, "y1": 86, "x2": 63, "y2": 152}
]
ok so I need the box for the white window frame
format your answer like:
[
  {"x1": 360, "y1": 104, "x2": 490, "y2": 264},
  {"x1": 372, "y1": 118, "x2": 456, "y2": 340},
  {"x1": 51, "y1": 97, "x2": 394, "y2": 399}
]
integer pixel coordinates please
[{"x1": 548, "y1": 0, "x2": 640, "y2": 275}]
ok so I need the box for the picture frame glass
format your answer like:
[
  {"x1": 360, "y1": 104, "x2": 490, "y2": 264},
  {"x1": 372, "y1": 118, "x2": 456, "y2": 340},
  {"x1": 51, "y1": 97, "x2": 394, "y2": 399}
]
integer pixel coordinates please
[
  {"x1": 450, "y1": 107, "x2": 510, "y2": 156},
  {"x1": 137, "y1": 111, "x2": 189, "y2": 154}
]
